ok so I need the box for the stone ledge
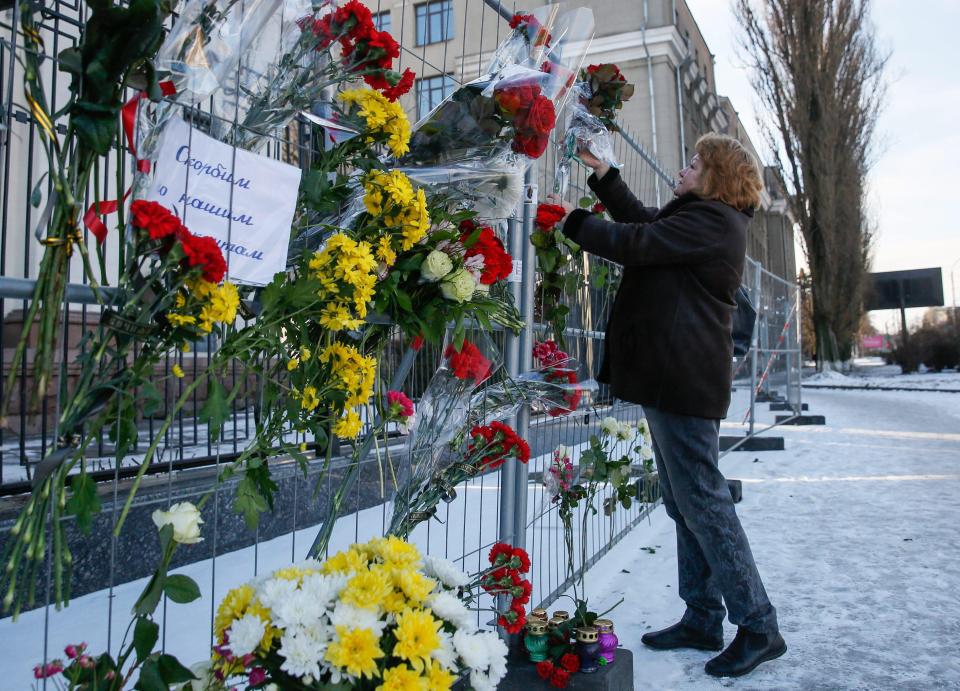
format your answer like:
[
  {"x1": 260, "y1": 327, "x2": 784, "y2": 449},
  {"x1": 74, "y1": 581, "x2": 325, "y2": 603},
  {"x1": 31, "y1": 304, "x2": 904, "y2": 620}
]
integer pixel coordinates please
[{"x1": 496, "y1": 648, "x2": 634, "y2": 691}]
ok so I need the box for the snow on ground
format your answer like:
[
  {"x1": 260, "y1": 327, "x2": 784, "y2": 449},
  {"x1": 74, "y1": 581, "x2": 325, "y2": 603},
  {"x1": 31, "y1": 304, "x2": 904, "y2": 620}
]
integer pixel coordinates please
[
  {"x1": 562, "y1": 386, "x2": 960, "y2": 689},
  {"x1": 803, "y1": 358, "x2": 960, "y2": 391},
  {"x1": 4, "y1": 386, "x2": 960, "y2": 689}
]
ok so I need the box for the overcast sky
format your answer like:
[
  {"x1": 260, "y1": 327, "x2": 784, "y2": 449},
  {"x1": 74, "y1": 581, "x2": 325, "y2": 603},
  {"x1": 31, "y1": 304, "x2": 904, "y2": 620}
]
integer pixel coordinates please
[{"x1": 685, "y1": 0, "x2": 960, "y2": 331}]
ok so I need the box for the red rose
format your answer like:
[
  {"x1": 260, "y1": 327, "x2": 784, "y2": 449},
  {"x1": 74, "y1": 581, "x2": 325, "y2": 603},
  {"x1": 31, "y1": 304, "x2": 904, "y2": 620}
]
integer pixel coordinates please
[
  {"x1": 495, "y1": 82, "x2": 541, "y2": 116},
  {"x1": 550, "y1": 668, "x2": 571, "y2": 688},
  {"x1": 592, "y1": 202, "x2": 606, "y2": 214},
  {"x1": 559, "y1": 653, "x2": 580, "y2": 673},
  {"x1": 536, "y1": 661, "x2": 555, "y2": 680},
  {"x1": 535, "y1": 203, "x2": 567, "y2": 231},
  {"x1": 512, "y1": 131, "x2": 549, "y2": 158},
  {"x1": 130, "y1": 200, "x2": 182, "y2": 241},
  {"x1": 515, "y1": 95, "x2": 556, "y2": 135},
  {"x1": 178, "y1": 230, "x2": 227, "y2": 283}
]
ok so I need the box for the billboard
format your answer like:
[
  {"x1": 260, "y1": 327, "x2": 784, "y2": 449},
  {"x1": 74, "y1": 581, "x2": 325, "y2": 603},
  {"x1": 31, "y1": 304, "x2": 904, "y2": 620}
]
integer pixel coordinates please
[{"x1": 865, "y1": 268, "x2": 944, "y2": 311}]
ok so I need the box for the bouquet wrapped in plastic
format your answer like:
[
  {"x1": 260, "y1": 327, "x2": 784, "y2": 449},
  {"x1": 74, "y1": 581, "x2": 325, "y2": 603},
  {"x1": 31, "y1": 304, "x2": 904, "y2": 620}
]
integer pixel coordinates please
[{"x1": 396, "y1": 4, "x2": 596, "y2": 220}]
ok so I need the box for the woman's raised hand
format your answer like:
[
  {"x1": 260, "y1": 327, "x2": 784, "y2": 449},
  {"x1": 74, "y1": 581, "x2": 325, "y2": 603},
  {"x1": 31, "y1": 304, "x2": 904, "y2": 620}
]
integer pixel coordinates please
[{"x1": 577, "y1": 145, "x2": 610, "y2": 179}]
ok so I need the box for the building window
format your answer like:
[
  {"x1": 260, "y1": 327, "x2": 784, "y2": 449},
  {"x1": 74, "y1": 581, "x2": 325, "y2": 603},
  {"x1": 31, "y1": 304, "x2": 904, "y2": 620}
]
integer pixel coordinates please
[
  {"x1": 373, "y1": 10, "x2": 391, "y2": 33},
  {"x1": 416, "y1": 0, "x2": 454, "y2": 46},
  {"x1": 416, "y1": 74, "x2": 456, "y2": 118}
]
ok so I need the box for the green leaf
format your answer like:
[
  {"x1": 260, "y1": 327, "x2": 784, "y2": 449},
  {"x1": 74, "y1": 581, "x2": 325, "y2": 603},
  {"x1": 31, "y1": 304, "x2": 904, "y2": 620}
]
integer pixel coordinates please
[
  {"x1": 395, "y1": 289, "x2": 413, "y2": 312},
  {"x1": 57, "y1": 47, "x2": 83, "y2": 76},
  {"x1": 139, "y1": 381, "x2": 164, "y2": 417},
  {"x1": 579, "y1": 196, "x2": 593, "y2": 208},
  {"x1": 30, "y1": 175, "x2": 46, "y2": 208},
  {"x1": 65, "y1": 471, "x2": 101, "y2": 533},
  {"x1": 133, "y1": 617, "x2": 159, "y2": 662},
  {"x1": 133, "y1": 657, "x2": 165, "y2": 691},
  {"x1": 108, "y1": 395, "x2": 138, "y2": 458},
  {"x1": 157, "y1": 654, "x2": 197, "y2": 684},
  {"x1": 200, "y1": 378, "x2": 230, "y2": 441},
  {"x1": 234, "y1": 472, "x2": 270, "y2": 530},
  {"x1": 164, "y1": 574, "x2": 201, "y2": 604},
  {"x1": 133, "y1": 573, "x2": 165, "y2": 617}
]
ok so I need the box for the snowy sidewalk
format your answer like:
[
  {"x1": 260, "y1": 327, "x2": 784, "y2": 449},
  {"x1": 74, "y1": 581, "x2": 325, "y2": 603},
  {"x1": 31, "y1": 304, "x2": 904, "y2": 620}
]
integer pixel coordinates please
[{"x1": 569, "y1": 387, "x2": 960, "y2": 690}]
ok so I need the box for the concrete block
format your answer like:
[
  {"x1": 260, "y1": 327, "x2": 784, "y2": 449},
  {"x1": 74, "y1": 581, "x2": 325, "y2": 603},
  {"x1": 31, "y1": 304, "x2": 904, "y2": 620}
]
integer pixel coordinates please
[
  {"x1": 776, "y1": 414, "x2": 826, "y2": 425},
  {"x1": 720, "y1": 435, "x2": 785, "y2": 452},
  {"x1": 769, "y1": 402, "x2": 808, "y2": 411},
  {"x1": 492, "y1": 648, "x2": 634, "y2": 691}
]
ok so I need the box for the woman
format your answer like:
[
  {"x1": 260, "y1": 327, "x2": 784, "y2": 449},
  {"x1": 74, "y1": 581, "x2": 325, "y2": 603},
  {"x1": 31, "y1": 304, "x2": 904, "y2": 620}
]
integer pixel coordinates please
[{"x1": 546, "y1": 133, "x2": 785, "y2": 679}]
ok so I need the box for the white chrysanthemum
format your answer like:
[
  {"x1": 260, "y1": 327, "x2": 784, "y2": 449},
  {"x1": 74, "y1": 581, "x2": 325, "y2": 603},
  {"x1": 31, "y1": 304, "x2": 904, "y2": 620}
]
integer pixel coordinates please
[
  {"x1": 432, "y1": 628, "x2": 459, "y2": 670},
  {"x1": 257, "y1": 577, "x2": 299, "y2": 613},
  {"x1": 423, "y1": 555, "x2": 470, "y2": 589},
  {"x1": 228, "y1": 613, "x2": 266, "y2": 657},
  {"x1": 642, "y1": 445, "x2": 655, "y2": 461},
  {"x1": 300, "y1": 573, "x2": 346, "y2": 610},
  {"x1": 473, "y1": 170, "x2": 524, "y2": 219},
  {"x1": 600, "y1": 416, "x2": 620, "y2": 437},
  {"x1": 453, "y1": 630, "x2": 489, "y2": 671},
  {"x1": 478, "y1": 630, "x2": 508, "y2": 680},
  {"x1": 278, "y1": 627, "x2": 327, "y2": 680},
  {"x1": 329, "y1": 601, "x2": 386, "y2": 635},
  {"x1": 470, "y1": 669, "x2": 496, "y2": 691},
  {"x1": 271, "y1": 585, "x2": 327, "y2": 630},
  {"x1": 616, "y1": 422, "x2": 634, "y2": 441},
  {"x1": 428, "y1": 591, "x2": 475, "y2": 632},
  {"x1": 637, "y1": 418, "x2": 649, "y2": 436}
]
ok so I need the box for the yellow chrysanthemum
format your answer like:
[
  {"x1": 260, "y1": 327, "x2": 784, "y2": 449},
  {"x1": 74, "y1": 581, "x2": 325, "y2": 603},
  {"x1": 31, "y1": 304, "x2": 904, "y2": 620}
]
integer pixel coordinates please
[
  {"x1": 374, "y1": 536, "x2": 422, "y2": 568},
  {"x1": 393, "y1": 609, "x2": 442, "y2": 672},
  {"x1": 181, "y1": 343, "x2": 191, "y2": 353},
  {"x1": 308, "y1": 233, "x2": 379, "y2": 333},
  {"x1": 320, "y1": 342, "x2": 377, "y2": 408},
  {"x1": 190, "y1": 279, "x2": 240, "y2": 333},
  {"x1": 424, "y1": 660, "x2": 456, "y2": 691},
  {"x1": 167, "y1": 313, "x2": 196, "y2": 327},
  {"x1": 396, "y1": 570, "x2": 435, "y2": 606},
  {"x1": 382, "y1": 588, "x2": 408, "y2": 615},
  {"x1": 213, "y1": 585, "x2": 275, "y2": 647},
  {"x1": 339, "y1": 88, "x2": 411, "y2": 157},
  {"x1": 378, "y1": 665, "x2": 426, "y2": 691},
  {"x1": 174, "y1": 293, "x2": 186, "y2": 308},
  {"x1": 334, "y1": 409, "x2": 363, "y2": 439},
  {"x1": 300, "y1": 346, "x2": 312, "y2": 361},
  {"x1": 325, "y1": 626, "x2": 385, "y2": 680},
  {"x1": 321, "y1": 547, "x2": 369, "y2": 575},
  {"x1": 172, "y1": 364, "x2": 185, "y2": 379},
  {"x1": 376, "y1": 236, "x2": 397, "y2": 266},
  {"x1": 287, "y1": 358, "x2": 299, "y2": 371},
  {"x1": 300, "y1": 385, "x2": 320, "y2": 411},
  {"x1": 342, "y1": 568, "x2": 393, "y2": 610}
]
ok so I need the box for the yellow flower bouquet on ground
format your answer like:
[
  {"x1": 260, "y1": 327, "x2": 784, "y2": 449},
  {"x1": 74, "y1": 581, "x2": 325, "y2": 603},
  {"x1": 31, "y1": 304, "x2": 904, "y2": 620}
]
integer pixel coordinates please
[{"x1": 208, "y1": 537, "x2": 507, "y2": 690}]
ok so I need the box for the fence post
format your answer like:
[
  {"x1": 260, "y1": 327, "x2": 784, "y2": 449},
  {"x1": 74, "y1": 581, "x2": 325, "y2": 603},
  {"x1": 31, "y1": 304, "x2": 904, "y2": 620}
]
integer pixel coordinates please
[{"x1": 748, "y1": 260, "x2": 762, "y2": 435}]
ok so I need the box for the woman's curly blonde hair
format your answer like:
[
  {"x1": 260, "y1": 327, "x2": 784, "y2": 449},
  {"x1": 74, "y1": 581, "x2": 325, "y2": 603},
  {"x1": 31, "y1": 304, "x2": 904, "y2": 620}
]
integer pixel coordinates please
[{"x1": 694, "y1": 133, "x2": 763, "y2": 211}]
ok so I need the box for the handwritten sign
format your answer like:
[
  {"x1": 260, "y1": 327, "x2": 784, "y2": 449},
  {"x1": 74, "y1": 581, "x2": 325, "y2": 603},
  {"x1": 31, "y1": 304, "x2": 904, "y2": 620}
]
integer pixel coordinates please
[{"x1": 145, "y1": 116, "x2": 301, "y2": 286}]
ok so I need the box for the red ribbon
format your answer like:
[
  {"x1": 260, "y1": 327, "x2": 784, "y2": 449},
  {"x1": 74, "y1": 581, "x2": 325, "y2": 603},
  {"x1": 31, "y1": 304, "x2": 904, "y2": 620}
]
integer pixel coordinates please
[{"x1": 84, "y1": 81, "x2": 176, "y2": 244}]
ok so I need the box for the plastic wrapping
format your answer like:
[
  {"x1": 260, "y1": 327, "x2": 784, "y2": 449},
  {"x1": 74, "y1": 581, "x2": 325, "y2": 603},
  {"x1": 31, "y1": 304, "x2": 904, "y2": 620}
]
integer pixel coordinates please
[
  {"x1": 155, "y1": 0, "x2": 285, "y2": 103},
  {"x1": 554, "y1": 81, "x2": 618, "y2": 196},
  {"x1": 388, "y1": 332, "x2": 502, "y2": 535}
]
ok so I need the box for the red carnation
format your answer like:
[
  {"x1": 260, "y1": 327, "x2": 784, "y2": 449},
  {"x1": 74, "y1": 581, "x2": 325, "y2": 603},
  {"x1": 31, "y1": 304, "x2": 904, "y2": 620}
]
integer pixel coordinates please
[
  {"x1": 550, "y1": 668, "x2": 571, "y2": 688},
  {"x1": 377, "y1": 68, "x2": 416, "y2": 101},
  {"x1": 130, "y1": 200, "x2": 182, "y2": 241},
  {"x1": 515, "y1": 95, "x2": 556, "y2": 136},
  {"x1": 445, "y1": 340, "x2": 492, "y2": 382},
  {"x1": 178, "y1": 230, "x2": 227, "y2": 283},
  {"x1": 460, "y1": 224, "x2": 513, "y2": 285},
  {"x1": 512, "y1": 546, "x2": 531, "y2": 573},
  {"x1": 536, "y1": 661, "x2": 555, "y2": 680},
  {"x1": 592, "y1": 202, "x2": 606, "y2": 214},
  {"x1": 559, "y1": 653, "x2": 580, "y2": 673},
  {"x1": 488, "y1": 542, "x2": 514, "y2": 566},
  {"x1": 535, "y1": 203, "x2": 567, "y2": 231}
]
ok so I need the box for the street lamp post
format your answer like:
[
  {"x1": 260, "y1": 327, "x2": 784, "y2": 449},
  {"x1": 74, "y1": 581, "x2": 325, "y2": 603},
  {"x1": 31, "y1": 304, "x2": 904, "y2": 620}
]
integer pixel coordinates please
[{"x1": 951, "y1": 258, "x2": 960, "y2": 335}]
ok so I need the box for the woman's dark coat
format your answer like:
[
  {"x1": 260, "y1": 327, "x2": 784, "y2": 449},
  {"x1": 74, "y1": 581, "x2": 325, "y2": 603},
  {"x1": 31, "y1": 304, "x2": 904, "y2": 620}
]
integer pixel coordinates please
[{"x1": 561, "y1": 168, "x2": 751, "y2": 420}]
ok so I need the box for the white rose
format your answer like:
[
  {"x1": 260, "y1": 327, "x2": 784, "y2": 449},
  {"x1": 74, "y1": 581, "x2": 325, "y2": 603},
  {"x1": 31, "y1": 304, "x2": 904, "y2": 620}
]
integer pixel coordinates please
[
  {"x1": 637, "y1": 418, "x2": 650, "y2": 436},
  {"x1": 421, "y1": 250, "x2": 454, "y2": 281},
  {"x1": 641, "y1": 445, "x2": 655, "y2": 461},
  {"x1": 600, "y1": 416, "x2": 620, "y2": 437},
  {"x1": 440, "y1": 268, "x2": 477, "y2": 303},
  {"x1": 151, "y1": 502, "x2": 203, "y2": 544}
]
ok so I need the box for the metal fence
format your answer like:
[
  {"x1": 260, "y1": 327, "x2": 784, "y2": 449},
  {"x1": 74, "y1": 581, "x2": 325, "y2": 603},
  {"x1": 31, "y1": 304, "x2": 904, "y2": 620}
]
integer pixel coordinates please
[{"x1": 0, "y1": 0, "x2": 801, "y2": 685}]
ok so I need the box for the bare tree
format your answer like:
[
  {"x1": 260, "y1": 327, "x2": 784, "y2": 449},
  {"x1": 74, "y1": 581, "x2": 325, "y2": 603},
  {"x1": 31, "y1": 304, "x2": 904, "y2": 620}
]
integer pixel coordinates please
[{"x1": 735, "y1": 0, "x2": 887, "y2": 368}]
